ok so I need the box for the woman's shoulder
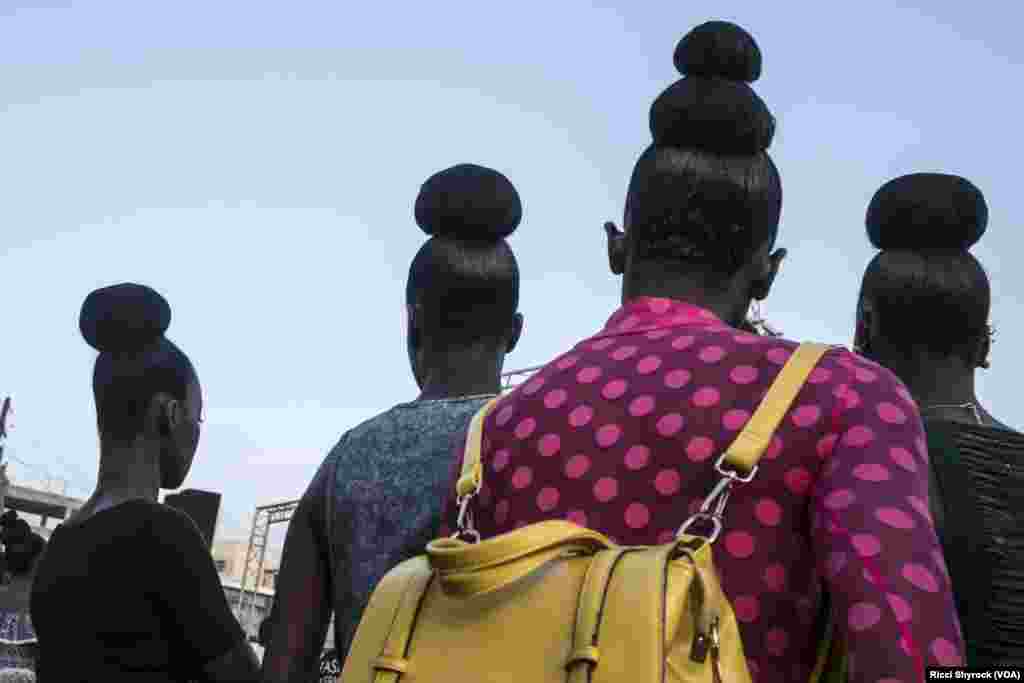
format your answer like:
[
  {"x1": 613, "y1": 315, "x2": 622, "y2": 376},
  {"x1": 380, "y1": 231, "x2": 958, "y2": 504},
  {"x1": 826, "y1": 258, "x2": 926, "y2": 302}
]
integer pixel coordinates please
[
  {"x1": 748, "y1": 343, "x2": 917, "y2": 427},
  {"x1": 816, "y1": 345, "x2": 909, "y2": 393},
  {"x1": 150, "y1": 502, "x2": 205, "y2": 538},
  {"x1": 944, "y1": 420, "x2": 1024, "y2": 451},
  {"x1": 727, "y1": 337, "x2": 896, "y2": 392},
  {"x1": 333, "y1": 398, "x2": 490, "y2": 459},
  {"x1": 60, "y1": 498, "x2": 162, "y2": 532},
  {"x1": 63, "y1": 499, "x2": 201, "y2": 545}
]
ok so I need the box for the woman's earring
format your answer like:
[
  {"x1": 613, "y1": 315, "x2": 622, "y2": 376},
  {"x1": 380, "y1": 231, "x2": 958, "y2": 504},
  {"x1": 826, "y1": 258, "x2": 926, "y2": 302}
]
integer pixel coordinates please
[
  {"x1": 980, "y1": 324, "x2": 995, "y2": 369},
  {"x1": 746, "y1": 301, "x2": 781, "y2": 337}
]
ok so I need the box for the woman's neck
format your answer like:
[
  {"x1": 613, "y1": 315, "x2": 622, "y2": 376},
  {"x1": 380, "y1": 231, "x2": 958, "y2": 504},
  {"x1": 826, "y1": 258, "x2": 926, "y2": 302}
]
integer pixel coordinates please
[
  {"x1": 622, "y1": 277, "x2": 746, "y2": 328},
  {"x1": 895, "y1": 362, "x2": 976, "y2": 407},
  {"x1": 416, "y1": 349, "x2": 502, "y2": 401},
  {"x1": 890, "y1": 360, "x2": 992, "y2": 425},
  {"x1": 93, "y1": 438, "x2": 162, "y2": 504},
  {"x1": 417, "y1": 377, "x2": 500, "y2": 401}
]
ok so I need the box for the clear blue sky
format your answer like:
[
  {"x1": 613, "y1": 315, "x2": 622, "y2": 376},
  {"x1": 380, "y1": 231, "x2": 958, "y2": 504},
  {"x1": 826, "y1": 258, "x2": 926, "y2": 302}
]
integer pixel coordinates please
[{"x1": 2, "y1": 1, "x2": 1021, "y2": 547}]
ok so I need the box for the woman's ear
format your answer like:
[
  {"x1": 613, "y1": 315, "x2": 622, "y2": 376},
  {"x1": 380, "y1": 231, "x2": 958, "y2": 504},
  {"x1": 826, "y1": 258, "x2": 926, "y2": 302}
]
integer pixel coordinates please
[
  {"x1": 605, "y1": 222, "x2": 626, "y2": 275},
  {"x1": 855, "y1": 300, "x2": 876, "y2": 356},
  {"x1": 146, "y1": 394, "x2": 174, "y2": 437},
  {"x1": 407, "y1": 304, "x2": 422, "y2": 350},
  {"x1": 507, "y1": 313, "x2": 524, "y2": 353},
  {"x1": 164, "y1": 398, "x2": 183, "y2": 431},
  {"x1": 750, "y1": 248, "x2": 787, "y2": 301}
]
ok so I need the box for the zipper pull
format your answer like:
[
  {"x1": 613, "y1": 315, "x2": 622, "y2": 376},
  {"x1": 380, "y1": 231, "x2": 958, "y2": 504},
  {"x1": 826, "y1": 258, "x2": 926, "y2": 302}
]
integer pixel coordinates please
[{"x1": 710, "y1": 620, "x2": 723, "y2": 683}]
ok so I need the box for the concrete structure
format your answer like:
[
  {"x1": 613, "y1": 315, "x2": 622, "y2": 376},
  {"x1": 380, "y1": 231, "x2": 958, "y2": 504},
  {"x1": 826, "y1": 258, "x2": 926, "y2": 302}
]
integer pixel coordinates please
[
  {"x1": 212, "y1": 539, "x2": 279, "y2": 589},
  {"x1": 0, "y1": 474, "x2": 84, "y2": 538},
  {"x1": 4, "y1": 484, "x2": 83, "y2": 531}
]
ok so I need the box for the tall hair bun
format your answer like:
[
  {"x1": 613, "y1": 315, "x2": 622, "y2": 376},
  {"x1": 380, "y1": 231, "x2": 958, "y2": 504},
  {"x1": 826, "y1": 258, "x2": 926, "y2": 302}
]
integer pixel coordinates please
[
  {"x1": 79, "y1": 283, "x2": 171, "y2": 354},
  {"x1": 866, "y1": 173, "x2": 988, "y2": 250},
  {"x1": 414, "y1": 164, "x2": 522, "y2": 242},
  {"x1": 674, "y1": 21, "x2": 762, "y2": 82},
  {"x1": 650, "y1": 21, "x2": 774, "y2": 155}
]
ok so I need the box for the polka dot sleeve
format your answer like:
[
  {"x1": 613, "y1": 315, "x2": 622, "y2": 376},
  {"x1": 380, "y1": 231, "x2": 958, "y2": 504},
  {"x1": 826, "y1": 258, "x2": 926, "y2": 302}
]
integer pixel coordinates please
[{"x1": 810, "y1": 358, "x2": 964, "y2": 681}]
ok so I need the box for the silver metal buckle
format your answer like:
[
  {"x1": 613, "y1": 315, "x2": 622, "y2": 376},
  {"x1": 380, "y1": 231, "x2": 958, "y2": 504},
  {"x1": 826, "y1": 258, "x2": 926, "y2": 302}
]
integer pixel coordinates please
[
  {"x1": 701, "y1": 476, "x2": 733, "y2": 515},
  {"x1": 713, "y1": 453, "x2": 758, "y2": 483},
  {"x1": 451, "y1": 493, "x2": 481, "y2": 543},
  {"x1": 677, "y1": 454, "x2": 760, "y2": 543},
  {"x1": 677, "y1": 476, "x2": 731, "y2": 543},
  {"x1": 677, "y1": 512, "x2": 724, "y2": 544}
]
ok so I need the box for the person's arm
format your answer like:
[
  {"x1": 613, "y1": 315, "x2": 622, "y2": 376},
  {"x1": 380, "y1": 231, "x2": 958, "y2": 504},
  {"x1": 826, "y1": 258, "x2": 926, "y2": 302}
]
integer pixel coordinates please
[
  {"x1": 148, "y1": 508, "x2": 259, "y2": 683},
  {"x1": 261, "y1": 456, "x2": 334, "y2": 683},
  {"x1": 811, "y1": 360, "x2": 964, "y2": 681}
]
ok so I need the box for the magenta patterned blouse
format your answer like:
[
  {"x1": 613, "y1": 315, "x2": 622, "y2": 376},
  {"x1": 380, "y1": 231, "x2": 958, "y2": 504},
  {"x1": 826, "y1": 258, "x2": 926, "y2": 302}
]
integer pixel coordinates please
[{"x1": 441, "y1": 297, "x2": 964, "y2": 682}]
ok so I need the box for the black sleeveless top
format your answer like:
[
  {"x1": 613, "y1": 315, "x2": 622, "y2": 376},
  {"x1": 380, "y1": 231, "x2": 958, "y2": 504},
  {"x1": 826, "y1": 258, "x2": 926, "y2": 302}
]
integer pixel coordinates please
[
  {"x1": 30, "y1": 500, "x2": 245, "y2": 682},
  {"x1": 926, "y1": 420, "x2": 1024, "y2": 667}
]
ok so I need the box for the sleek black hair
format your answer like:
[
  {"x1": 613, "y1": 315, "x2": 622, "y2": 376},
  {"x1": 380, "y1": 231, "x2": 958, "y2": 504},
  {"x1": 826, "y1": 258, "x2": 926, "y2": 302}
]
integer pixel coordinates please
[
  {"x1": 860, "y1": 173, "x2": 991, "y2": 363},
  {"x1": 406, "y1": 164, "x2": 521, "y2": 347},
  {"x1": 625, "y1": 21, "x2": 781, "y2": 283},
  {"x1": 79, "y1": 284, "x2": 197, "y2": 442}
]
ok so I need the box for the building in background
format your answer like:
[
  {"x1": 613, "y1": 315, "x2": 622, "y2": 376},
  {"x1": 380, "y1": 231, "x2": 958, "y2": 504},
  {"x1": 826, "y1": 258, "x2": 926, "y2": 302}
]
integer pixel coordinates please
[
  {"x1": 212, "y1": 538, "x2": 280, "y2": 587},
  {"x1": 214, "y1": 539, "x2": 280, "y2": 640},
  {"x1": 212, "y1": 538, "x2": 334, "y2": 650},
  {"x1": 2, "y1": 484, "x2": 83, "y2": 539},
  {"x1": 220, "y1": 576, "x2": 275, "y2": 640}
]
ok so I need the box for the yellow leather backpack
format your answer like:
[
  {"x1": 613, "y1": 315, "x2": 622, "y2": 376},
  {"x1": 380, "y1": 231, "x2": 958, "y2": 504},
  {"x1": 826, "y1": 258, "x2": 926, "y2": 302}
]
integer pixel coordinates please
[{"x1": 341, "y1": 343, "x2": 844, "y2": 682}]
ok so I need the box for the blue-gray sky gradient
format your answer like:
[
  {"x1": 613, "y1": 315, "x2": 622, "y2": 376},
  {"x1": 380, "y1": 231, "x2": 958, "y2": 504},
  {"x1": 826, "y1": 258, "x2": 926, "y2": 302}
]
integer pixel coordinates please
[{"x1": 2, "y1": 1, "x2": 1021, "y2": 545}]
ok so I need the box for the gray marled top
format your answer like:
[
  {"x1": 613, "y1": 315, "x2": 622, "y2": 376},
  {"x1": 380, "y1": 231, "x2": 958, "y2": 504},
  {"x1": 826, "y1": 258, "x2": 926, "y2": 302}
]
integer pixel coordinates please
[{"x1": 320, "y1": 396, "x2": 492, "y2": 659}]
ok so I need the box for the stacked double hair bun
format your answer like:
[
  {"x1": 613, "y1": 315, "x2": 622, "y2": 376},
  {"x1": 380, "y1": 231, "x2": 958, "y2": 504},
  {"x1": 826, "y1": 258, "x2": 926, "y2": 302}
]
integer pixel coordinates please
[
  {"x1": 866, "y1": 173, "x2": 988, "y2": 251},
  {"x1": 80, "y1": 283, "x2": 171, "y2": 354},
  {"x1": 414, "y1": 163, "x2": 522, "y2": 243},
  {"x1": 650, "y1": 21, "x2": 775, "y2": 155}
]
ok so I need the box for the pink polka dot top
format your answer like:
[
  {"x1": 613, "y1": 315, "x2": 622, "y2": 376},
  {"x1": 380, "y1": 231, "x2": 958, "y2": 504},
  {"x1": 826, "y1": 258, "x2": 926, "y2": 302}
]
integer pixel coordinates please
[{"x1": 442, "y1": 297, "x2": 964, "y2": 682}]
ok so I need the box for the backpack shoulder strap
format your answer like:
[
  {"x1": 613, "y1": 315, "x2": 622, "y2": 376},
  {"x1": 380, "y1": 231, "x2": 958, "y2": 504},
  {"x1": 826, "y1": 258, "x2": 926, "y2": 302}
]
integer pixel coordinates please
[
  {"x1": 457, "y1": 342, "x2": 833, "y2": 496},
  {"x1": 723, "y1": 342, "x2": 832, "y2": 475},
  {"x1": 456, "y1": 396, "x2": 503, "y2": 498}
]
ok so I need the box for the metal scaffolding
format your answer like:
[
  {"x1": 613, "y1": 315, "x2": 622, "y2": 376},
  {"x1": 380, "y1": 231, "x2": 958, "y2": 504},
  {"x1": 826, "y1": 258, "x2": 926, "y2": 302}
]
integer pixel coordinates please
[{"x1": 237, "y1": 500, "x2": 299, "y2": 630}]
